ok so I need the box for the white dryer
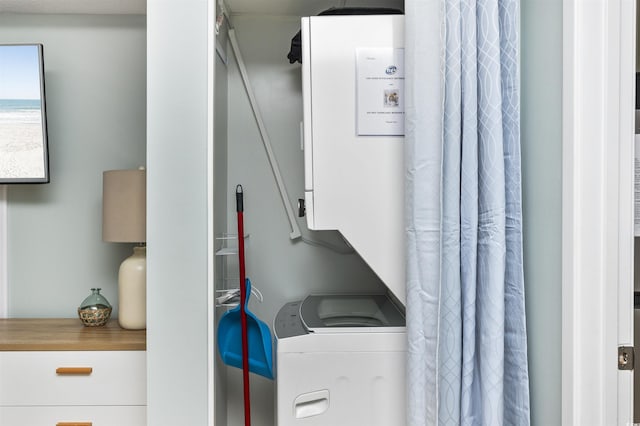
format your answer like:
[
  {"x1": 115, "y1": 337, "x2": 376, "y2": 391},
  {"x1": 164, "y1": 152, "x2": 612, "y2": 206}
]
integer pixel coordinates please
[
  {"x1": 274, "y1": 294, "x2": 406, "y2": 426},
  {"x1": 300, "y1": 14, "x2": 406, "y2": 305}
]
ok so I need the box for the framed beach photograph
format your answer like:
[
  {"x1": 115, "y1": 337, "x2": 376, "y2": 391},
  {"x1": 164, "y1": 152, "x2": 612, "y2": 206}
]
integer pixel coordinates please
[{"x1": 0, "y1": 44, "x2": 49, "y2": 183}]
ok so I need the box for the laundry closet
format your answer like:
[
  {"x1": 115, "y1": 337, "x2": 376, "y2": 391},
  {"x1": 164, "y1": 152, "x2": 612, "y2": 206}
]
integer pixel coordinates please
[{"x1": 211, "y1": 1, "x2": 403, "y2": 424}]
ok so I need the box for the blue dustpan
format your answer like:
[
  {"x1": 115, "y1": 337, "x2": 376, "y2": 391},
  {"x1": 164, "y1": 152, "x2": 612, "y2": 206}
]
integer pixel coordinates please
[{"x1": 217, "y1": 278, "x2": 274, "y2": 380}]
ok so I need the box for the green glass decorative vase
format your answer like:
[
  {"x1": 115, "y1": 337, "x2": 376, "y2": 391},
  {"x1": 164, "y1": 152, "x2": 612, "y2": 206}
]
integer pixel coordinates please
[{"x1": 77, "y1": 288, "x2": 112, "y2": 327}]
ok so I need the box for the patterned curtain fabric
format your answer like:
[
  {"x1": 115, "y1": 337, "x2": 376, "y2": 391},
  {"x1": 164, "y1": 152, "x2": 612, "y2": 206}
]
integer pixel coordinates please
[{"x1": 405, "y1": 1, "x2": 530, "y2": 425}]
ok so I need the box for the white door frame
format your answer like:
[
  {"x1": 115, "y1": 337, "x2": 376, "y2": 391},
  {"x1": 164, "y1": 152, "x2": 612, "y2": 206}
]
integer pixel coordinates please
[{"x1": 562, "y1": 0, "x2": 635, "y2": 424}]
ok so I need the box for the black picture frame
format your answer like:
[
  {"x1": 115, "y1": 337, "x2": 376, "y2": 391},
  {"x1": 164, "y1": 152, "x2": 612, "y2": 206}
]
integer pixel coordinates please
[{"x1": 0, "y1": 43, "x2": 49, "y2": 184}]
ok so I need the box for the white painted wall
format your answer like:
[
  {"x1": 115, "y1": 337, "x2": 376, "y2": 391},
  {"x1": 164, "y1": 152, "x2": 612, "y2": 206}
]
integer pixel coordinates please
[
  {"x1": 146, "y1": 0, "x2": 212, "y2": 424},
  {"x1": 521, "y1": 1, "x2": 563, "y2": 424},
  {"x1": 0, "y1": 13, "x2": 146, "y2": 318}
]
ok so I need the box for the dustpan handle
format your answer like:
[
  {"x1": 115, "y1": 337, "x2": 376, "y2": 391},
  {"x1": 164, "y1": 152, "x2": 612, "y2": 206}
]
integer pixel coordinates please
[{"x1": 244, "y1": 278, "x2": 252, "y2": 309}]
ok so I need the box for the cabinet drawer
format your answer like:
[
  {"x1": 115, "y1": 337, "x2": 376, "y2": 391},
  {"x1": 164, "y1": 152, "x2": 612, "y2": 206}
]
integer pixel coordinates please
[
  {"x1": 0, "y1": 405, "x2": 146, "y2": 426},
  {"x1": 0, "y1": 351, "x2": 146, "y2": 406}
]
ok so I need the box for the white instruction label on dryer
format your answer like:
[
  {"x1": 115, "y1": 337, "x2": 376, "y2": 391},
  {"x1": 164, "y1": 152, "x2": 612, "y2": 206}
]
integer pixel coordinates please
[{"x1": 356, "y1": 48, "x2": 405, "y2": 136}]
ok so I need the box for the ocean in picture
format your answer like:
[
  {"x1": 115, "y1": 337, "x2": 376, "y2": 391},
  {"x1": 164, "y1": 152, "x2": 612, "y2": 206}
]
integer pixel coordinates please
[{"x1": 0, "y1": 98, "x2": 46, "y2": 179}]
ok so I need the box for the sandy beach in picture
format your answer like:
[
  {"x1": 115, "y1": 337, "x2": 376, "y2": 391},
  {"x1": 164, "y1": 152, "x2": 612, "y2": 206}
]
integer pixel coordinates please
[{"x1": 0, "y1": 101, "x2": 46, "y2": 179}]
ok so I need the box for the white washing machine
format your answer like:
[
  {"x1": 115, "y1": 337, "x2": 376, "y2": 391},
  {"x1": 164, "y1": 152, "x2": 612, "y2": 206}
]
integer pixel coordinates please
[{"x1": 274, "y1": 294, "x2": 406, "y2": 426}]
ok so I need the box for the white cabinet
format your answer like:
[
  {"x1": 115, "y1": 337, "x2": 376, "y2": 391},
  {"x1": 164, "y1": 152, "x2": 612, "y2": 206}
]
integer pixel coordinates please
[
  {"x1": 0, "y1": 351, "x2": 146, "y2": 406},
  {"x1": 0, "y1": 319, "x2": 146, "y2": 425}
]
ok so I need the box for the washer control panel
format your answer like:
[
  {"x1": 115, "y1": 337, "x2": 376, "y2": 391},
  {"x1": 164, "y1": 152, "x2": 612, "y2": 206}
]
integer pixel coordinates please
[{"x1": 274, "y1": 301, "x2": 308, "y2": 338}]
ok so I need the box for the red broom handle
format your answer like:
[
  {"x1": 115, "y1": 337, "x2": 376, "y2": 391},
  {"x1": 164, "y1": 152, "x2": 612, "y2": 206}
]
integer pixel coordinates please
[{"x1": 236, "y1": 185, "x2": 251, "y2": 426}]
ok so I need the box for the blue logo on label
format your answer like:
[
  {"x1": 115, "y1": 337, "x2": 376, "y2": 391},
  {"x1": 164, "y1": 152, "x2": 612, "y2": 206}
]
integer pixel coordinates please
[{"x1": 385, "y1": 65, "x2": 398, "y2": 75}]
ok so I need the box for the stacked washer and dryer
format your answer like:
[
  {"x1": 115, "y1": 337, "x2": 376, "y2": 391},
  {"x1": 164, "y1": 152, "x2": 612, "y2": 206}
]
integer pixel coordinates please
[{"x1": 275, "y1": 14, "x2": 408, "y2": 426}]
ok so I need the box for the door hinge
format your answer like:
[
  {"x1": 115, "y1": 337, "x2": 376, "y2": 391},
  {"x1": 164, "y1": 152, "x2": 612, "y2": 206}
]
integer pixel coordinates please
[{"x1": 618, "y1": 346, "x2": 634, "y2": 370}]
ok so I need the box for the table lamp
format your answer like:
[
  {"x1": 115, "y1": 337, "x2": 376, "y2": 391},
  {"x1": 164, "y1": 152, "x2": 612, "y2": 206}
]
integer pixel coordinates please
[{"x1": 102, "y1": 168, "x2": 146, "y2": 330}]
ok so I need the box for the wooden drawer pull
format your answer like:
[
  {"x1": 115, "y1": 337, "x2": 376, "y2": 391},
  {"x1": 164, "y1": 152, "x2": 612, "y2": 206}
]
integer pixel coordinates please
[
  {"x1": 55, "y1": 367, "x2": 93, "y2": 375},
  {"x1": 56, "y1": 423, "x2": 92, "y2": 426},
  {"x1": 56, "y1": 422, "x2": 93, "y2": 426}
]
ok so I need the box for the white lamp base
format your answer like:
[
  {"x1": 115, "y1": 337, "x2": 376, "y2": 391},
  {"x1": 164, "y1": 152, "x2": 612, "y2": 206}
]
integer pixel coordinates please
[{"x1": 118, "y1": 246, "x2": 146, "y2": 330}]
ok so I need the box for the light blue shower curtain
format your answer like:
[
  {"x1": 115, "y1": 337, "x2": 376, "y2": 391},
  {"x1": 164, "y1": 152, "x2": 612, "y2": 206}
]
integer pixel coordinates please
[{"x1": 405, "y1": 0, "x2": 530, "y2": 425}]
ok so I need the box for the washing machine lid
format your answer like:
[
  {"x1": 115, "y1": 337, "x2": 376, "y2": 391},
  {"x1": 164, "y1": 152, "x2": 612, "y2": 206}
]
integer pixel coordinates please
[{"x1": 300, "y1": 294, "x2": 405, "y2": 333}]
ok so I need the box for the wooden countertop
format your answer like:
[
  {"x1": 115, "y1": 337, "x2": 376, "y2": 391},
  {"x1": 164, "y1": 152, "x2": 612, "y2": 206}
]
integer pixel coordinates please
[{"x1": 0, "y1": 318, "x2": 146, "y2": 351}]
